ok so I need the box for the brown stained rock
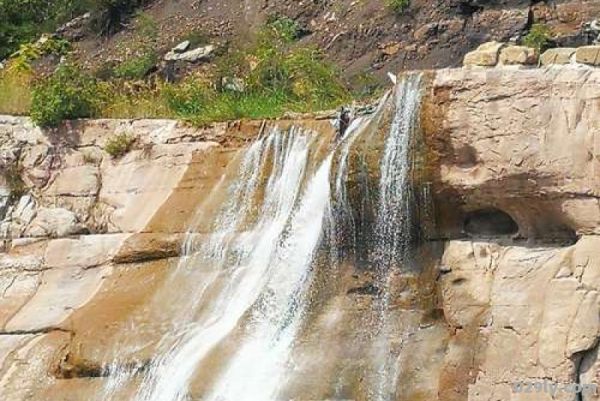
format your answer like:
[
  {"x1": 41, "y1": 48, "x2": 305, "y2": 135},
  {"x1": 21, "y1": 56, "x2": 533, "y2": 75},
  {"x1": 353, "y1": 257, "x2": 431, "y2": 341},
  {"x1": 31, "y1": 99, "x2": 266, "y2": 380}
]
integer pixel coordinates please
[
  {"x1": 576, "y1": 45, "x2": 600, "y2": 65},
  {"x1": 540, "y1": 47, "x2": 576, "y2": 65},
  {"x1": 463, "y1": 41, "x2": 506, "y2": 67},
  {"x1": 499, "y1": 45, "x2": 538, "y2": 65}
]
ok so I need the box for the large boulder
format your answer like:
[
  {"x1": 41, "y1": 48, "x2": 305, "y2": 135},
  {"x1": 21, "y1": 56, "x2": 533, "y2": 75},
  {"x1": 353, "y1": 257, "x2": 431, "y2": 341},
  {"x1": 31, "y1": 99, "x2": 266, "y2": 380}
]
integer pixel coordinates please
[
  {"x1": 164, "y1": 45, "x2": 215, "y2": 63},
  {"x1": 540, "y1": 47, "x2": 576, "y2": 65},
  {"x1": 499, "y1": 45, "x2": 538, "y2": 65},
  {"x1": 463, "y1": 41, "x2": 505, "y2": 67}
]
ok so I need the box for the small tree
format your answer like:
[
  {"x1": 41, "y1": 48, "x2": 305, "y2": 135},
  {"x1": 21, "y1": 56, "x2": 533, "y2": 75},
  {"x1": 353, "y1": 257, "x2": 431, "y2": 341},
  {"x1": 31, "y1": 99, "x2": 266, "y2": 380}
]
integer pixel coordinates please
[{"x1": 523, "y1": 24, "x2": 552, "y2": 53}]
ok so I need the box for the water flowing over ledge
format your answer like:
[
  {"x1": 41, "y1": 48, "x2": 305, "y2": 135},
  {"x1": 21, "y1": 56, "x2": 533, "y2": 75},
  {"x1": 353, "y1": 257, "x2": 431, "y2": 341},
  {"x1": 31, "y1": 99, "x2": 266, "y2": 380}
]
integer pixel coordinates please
[{"x1": 2, "y1": 67, "x2": 600, "y2": 401}]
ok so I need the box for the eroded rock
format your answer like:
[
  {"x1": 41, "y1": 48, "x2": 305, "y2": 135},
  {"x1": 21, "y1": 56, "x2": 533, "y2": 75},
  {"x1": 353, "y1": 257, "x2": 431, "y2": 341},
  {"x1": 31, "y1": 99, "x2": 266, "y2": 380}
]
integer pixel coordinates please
[
  {"x1": 463, "y1": 41, "x2": 505, "y2": 67},
  {"x1": 576, "y1": 45, "x2": 600, "y2": 65},
  {"x1": 540, "y1": 47, "x2": 576, "y2": 65},
  {"x1": 499, "y1": 45, "x2": 538, "y2": 65}
]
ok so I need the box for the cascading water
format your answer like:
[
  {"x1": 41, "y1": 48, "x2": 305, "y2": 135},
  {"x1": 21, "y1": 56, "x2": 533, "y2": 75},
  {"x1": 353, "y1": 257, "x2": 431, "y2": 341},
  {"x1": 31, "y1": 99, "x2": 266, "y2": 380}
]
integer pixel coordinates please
[
  {"x1": 371, "y1": 73, "x2": 423, "y2": 401},
  {"x1": 100, "y1": 73, "x2": 423, "y2": 401}
]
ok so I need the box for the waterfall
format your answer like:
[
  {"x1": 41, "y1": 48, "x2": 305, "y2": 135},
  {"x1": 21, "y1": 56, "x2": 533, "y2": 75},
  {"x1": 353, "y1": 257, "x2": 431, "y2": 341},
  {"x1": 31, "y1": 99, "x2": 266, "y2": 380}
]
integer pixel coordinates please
[
  {"x1": 100, "y1": 73, "x2": 423, "y2": 401},
  {"x1": 372, "y1": 73, "x2": 423, "y2": 401}
]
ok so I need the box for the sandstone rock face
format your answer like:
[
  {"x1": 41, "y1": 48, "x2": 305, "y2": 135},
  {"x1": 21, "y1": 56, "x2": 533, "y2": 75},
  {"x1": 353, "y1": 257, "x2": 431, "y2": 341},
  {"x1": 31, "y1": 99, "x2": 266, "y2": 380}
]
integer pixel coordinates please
[
  {"x1": 2, "y1": 66, "x2": 600, "y2": 401},
  {"x1": 0, "y1": 116, "x2": 338, "y2": 400},
  {"x1": 423, "y1": 66, "x2": 600, "y2": 400},
  {"x1": 463, "y1": 41, "x2": 505, "y2": 67},
  {"x1": 499, "y1": 45, "x2": 538, "y2": 65},
  {"x1": 540, "y1": 47, "x2": 576, "y2": 65}
]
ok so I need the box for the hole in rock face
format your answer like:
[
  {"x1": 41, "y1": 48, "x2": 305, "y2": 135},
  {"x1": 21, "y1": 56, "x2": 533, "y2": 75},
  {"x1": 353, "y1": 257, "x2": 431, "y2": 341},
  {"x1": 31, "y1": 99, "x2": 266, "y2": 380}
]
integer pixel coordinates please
[{"x1": 463, "y1": 208, "x2": 519, "y2": 237}]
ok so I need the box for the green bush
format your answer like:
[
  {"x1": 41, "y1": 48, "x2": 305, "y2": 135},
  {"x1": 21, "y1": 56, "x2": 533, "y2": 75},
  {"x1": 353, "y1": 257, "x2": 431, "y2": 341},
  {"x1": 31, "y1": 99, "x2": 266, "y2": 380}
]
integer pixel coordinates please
[
  {"x1": 264, "y1": 15, "x2": 301, "y2": 43},
  {"x1": 114, "y1": 50, "x2": 157, "y2": 79},
  {"x1": 104, "y1": 133, "x2": 135, "y2": 158},
  {"x1": 30, "y1": 65, "x2": 100, "y2": 127},
  {"x1": 523, "y1": 23, "x2": 552, "y2": 52},
  {"x1": 387, "y1": 0, "x2": 410, "y2": 14}
]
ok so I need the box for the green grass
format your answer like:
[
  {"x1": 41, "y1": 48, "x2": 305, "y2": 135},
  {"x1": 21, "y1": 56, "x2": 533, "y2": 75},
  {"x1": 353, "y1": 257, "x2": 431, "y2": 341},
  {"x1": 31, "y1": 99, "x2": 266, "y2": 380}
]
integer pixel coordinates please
[
  {"x1": 30, "y1": 64, "x2": 100, "y2": 127},
  {"x1": 1, "y1": 18, "x2": 353, "y2": 127},
  {"x1": 114, "y1": 50, "x2": 158, "y2": 79},
  {"x1": 0, "y1": 70, "x2": 32, "y2": 115},
  {"x1": 104, "y1": 133, "x2": 135, "y2": 158}
]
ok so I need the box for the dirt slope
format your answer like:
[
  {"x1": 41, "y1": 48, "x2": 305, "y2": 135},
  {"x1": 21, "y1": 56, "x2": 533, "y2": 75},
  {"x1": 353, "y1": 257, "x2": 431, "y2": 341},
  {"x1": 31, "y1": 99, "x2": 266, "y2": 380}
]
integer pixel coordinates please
[{"x1": 69, "y1": 0, "x2": 600, "y2": 82}]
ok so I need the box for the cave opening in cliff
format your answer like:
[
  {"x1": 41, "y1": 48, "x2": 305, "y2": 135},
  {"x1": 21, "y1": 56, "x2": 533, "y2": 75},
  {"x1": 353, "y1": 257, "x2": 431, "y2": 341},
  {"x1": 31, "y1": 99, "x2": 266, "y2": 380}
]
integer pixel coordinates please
[{"x1": 463, "y1": 208, "x2": 519, "y2": 237}]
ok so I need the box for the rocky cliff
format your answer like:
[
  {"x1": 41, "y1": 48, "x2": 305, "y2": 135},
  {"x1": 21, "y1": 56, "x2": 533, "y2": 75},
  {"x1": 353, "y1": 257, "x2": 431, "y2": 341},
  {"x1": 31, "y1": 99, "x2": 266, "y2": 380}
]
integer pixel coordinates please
[{"x1": 1, "y1": 65, "x2": 600, "y2": 401}]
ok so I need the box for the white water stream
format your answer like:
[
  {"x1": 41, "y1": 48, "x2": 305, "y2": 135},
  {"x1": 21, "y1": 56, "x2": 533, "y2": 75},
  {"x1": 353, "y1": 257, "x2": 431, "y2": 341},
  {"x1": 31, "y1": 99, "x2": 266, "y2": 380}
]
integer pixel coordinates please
[{"x1": 101, "y1": 74, "x2": 423, "y2": 401}]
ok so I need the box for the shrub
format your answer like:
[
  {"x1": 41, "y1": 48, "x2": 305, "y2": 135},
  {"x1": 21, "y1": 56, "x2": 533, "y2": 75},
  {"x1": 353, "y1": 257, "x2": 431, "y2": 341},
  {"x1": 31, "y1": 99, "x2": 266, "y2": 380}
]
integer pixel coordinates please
[
  {"x1": 387, "y1": 0, "x2": 410, "y2": 14},
  {"x1": 104, "y1": 133, "x2": 135, "y2": 158},
  {"x1": 134, "y1": 11, "x2": 158, "y2": 38},
  {"x1": 114, "y1": 50, "x2": 157, "y2": 79},
  {"x1": 523, "y1": 23, "x2": 552, "y2": 52},
  {"x1": 30, "y1": 65, "x2": 100, "y2": 127},
  {"x1": 264, "y1": 15, "x2": 301, "y2": 43}
]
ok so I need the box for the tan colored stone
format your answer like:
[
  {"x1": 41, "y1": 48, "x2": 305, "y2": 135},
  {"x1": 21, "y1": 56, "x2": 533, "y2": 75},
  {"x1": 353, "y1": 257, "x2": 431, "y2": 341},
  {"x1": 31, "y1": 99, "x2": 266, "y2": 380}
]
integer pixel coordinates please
[
  {"x1": 499, "y1": 45, "x2": 538, "y2": 65},
  {"x1": 45, "y1": 165, "x2": 99, "y2": 197},
  {"x1": 540, "y1": 47, "x2": 576, "y2": 65},
  {"x1": 25, "y1": 207, "x2": 86, "y2": 238},
  {"x1": 576, "y1": 46, "x2": 600, "y2": 65},
  {"x1": 463, "y1": 41, "x2": 505, "y2": 66}
]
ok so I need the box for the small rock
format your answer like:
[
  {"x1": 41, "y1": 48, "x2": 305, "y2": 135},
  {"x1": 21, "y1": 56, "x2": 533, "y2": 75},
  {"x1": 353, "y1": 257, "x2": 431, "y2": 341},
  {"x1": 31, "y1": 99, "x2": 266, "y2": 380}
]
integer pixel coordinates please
[
  {"x1": 540, "y1": 48, "x2": 576, "y2": 65},
  {"x1": 576, "y1": 46, "x2": 600, "y2": 66},
  {"x1": 222, "y1": 77, "x2": 246, "y2": 93},
  {"x1": 463, "y1": 41, "x2": 506, "y2": 67},
  {"x1": 499, "y1": 45, "x2": 538, "y2": 65},
  {"x1": 173, "y1": 40, "x2": 190, "y2": 53},
  {"x1": 164, "y1": 45, "x2": 215, "y2": 62},
  {"x1": 381, "y1": 42, "x2": 401, "y2": 56},
  {"x1": 413, "y1": 23, "x2": 438, "y2": 42}
]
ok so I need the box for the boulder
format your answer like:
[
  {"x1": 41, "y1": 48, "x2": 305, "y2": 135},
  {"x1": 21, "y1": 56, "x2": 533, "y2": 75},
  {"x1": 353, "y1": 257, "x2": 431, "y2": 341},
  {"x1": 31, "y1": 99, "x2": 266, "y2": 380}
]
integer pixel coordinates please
[
  {"x1": 540, "y1": 47, "x2": 576, "y2": 65},
  {"x1": 576, "y1": 45, "x2": 600, "y2": 65},
  {"x1": 172, "y1": 40, "x2": 190, "y2": 53},
  {"x1": 164, "y1": 45, "x2": 215, "y2": 62},
  {"x1": 221, "y1": 76, "x2": 246, "y2": 92},
  {"x1": 499, "y1": 45, "x2": 538, "y2": 65},
  {"x1": 463, "y1": 41, "x2": 505, "y2": 67}
]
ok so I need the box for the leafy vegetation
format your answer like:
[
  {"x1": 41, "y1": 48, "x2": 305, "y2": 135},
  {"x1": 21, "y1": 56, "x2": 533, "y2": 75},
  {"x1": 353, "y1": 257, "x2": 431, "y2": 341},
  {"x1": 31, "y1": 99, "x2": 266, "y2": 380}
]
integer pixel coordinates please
[
  {"x1": 30, "y1": 64, "x2": 100, "y2": 127},
  {"x1": 523, "y1": 23, "x2": 552, "y2": 53},
  {"x1": 104, "y1": 133, "x2": 135, "y2": 158},
  {"x1": 0, "y1": 0, "x2": 87, "y2": 59},
  {"x1": 387, "y1": 0, "x2": 410, "y2": 14},
  {"x1": 2, "y1": 13, "x2": 354, "y2": 127}
]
